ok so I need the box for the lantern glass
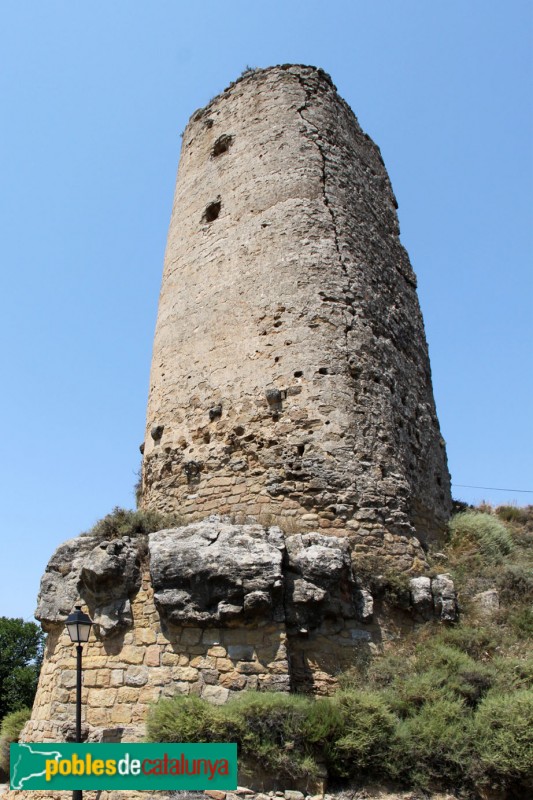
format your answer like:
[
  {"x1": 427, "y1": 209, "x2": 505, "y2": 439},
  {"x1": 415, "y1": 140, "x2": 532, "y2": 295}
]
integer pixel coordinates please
[{"x1": 65, "y1": 606, "x2": 93, "y2": 644}]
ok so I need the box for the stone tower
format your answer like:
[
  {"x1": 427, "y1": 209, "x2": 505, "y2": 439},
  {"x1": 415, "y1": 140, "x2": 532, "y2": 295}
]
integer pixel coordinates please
[
  {"x1": 141, "y1": 64, "x2": 451, "y2": 568},
  {"x1": 11, "y1": 69, "x2": 455, "y2": 783}
]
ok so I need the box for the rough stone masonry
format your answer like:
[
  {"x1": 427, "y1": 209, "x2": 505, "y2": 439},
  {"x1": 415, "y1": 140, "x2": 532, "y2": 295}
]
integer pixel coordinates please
[
  {"x1": 141, "y1": 64, "x2": 451, "y2": 565},
  {"x1": 13, "y1": 66, "x2": 455, "y2": 791}
]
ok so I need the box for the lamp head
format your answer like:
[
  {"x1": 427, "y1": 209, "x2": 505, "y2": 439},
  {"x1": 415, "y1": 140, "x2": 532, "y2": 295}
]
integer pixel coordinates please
[{"x1": 65, "y1": 605, "x2": 93, "y2": 644}]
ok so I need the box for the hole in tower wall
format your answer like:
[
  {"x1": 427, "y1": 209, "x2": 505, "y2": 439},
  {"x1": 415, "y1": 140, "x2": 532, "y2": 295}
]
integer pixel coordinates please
[
  {"x1": 202, "y1": 201, "x2": 221, "y2": 223},
  {"x1": 318, "y1": 367, "x2": 329, "y2": 375},
  {"x1": 212, "y1": 134, "x2": 233, "y2": 157},
  {"x1": 294, "y1": 370, "x2": 303, "y2": 378}
]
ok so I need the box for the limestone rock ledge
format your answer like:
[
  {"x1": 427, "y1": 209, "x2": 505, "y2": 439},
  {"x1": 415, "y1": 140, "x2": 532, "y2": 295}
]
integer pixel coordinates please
[
  {"x1": 36, "y1": 518, "x2": 457, "y2": 640},
  {"x1": 36, "y1": 519, "x2": 376, "y2": 638},
  {"x1": 25, "y1": 517, "x2": 457, "y2": 753}
]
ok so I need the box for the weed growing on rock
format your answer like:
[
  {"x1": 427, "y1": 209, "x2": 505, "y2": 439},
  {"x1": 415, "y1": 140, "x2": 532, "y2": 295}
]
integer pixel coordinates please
[{"x1": 85, "y1": 507, "x2": 186, "y2": 540}]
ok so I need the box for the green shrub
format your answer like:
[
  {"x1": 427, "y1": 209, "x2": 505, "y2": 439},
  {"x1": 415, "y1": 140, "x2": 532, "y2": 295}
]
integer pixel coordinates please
[
  {"x1": 224, "y1": 692, "x2": 318, "y2": 781},
  {"x1": 0, "y1": 707, "x2": 31, "y2": 776},
  {"x1": 491, "y1": 655, "x2": 533, "y2": 693},
  {"x1": 86, "y1": 507, "x2": 185, "y2": 540},
  {"x1": 364, "y1": 651, "x2": 413, "y2": 688},
  {"x1": 148, "y1": 689, "x2": 399, "y2": 784},
  {"x1": 300, "y1": 696, "x2": 344, "y2": 744},
  {"x1": 473, "y1": 690, "x2": 533, "y2": 794},
  {"x1": 449, "y1": 511, "x2": 514, "y2": 562},
  {"x1": 384, "y1": 668, "x2": 455, "y2": 717},
  {"x1": 388, "y1": 698, "x2": 474, "y2": 791},
  {"x1": 495, "y1": 505, "x2": 529, "y2": 524},
  {"x1": 380, "y1": 642, "x2": 495, "y2": 718},
  {"x1": 416, "y1": 643, "x2": 495, "y2": 707},
  {"x1": 436, "y1": 624, "x2": 501, "y2": 659},
  {"x1": 326, "y1": 689, "x2": 396, "y2": 779},
  {"x1": 146, "y1": 694, "x2": 222, "y2": 743},
  {"x1": 506, "y1": 605, "x2": 533, "y2": 638},
  {"x1": 147, "y1": 692, "x2": 321, "y2": 782},
  {"x1": 498, "y1": 564, "x2": 533, "y2": 603}
]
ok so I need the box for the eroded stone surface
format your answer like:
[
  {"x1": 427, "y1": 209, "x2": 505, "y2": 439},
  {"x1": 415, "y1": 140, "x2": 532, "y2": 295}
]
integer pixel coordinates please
[
  {"x1": 36, "y1": 534, "x2": 142, "y2": 639},
  {"x1": 140, "y1": 64, "x2": 451, "y2": 565},
  {"x1": 35, "y1": 535, "x2": 98, "y2": 628},
  {"x1": 409, "y1": 576, "x2": 433, "y2": 620},
  {"x1": 473, "y1": 588, "x2": 500, "y2": 617},
  {"x1": 284, "y1": 533, "x2": 355, "y2": 631},
  {"x1": 431, "y1": 573, "x2": 458, "y2": 623},
  {"x1": 410, "y1": 574, "x2": 458, "y2": 623},
  {"x1": 149, "y1": 520, "x2": 285, "y2": 625}
]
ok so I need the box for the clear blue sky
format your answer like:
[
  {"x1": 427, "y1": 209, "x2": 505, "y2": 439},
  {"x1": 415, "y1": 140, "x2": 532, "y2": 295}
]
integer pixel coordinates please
[{"x1": 1, "y1": 1, "x2": 531, "y2": 621}]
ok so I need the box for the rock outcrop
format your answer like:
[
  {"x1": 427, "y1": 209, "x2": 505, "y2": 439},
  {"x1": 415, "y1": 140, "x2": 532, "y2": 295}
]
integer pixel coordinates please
[
  {"x1": 25, "y1": 516, "x2": 457, "y2": 752},
  {"x1": 149, "y1": 522, "x2": 285, "y2": 626},
  {"x1": 36, "y1": 534, "x2": 141, "y2": 639}
]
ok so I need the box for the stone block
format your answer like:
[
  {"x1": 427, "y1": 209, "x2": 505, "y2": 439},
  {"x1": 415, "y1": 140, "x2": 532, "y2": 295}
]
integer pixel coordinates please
[
  {"x1": 117, "y1": 687, "x2": 141, "y2": 704},
  {"x1": 110, "y1": 669, "x2": 124, "y2": 687},
  {"x1": 208, "y1": 645, "x2": 227, "y2": 658},
  {"x1": 266, "y1": 660, "x2": 289, "y2": 674},
  {"x1": 89, "y1": 689, "x2": 117, "y2": 708},
  {"x1": 139, "y1": 686, "x2": 162, "y2": 704},
  {"x1": 161, "y1": 651, "x2": 181, "y2": 666},
  {"x1": 131, "y1": 703, "x2": 149, "y2": 723},
  {"x1": 110, "y1": 705, "x2": 133, "y2": 725},
  {"x1": 236, "y1": 661, "x2": 267, "y2": 675},
  {"x1": 473, "y1": 588, "x2": 500, "y2": 616},
  {"x1": 219, "y1": 672, "x2": 247, "y2": 690},
  {"x1": 89, "y1": 708, "x2": 113, "y2": 727},
  {"x1": 149, "y1": 667, "x2": 172, "y2": 687},
  {"x1": 145, "y1": 645, "x2": 161, "y2": 667},
  {"x1": 201, "y1": 685, "x2": 229, "y2": 705},
  {"x1": 59, "y1": 670, "x2": 77, "y2": 689},
  {"x1": 82, "y1": 670, "x2": 99, "y2": 688},
  {"x1": 124, "y1": 666, "x2": 149, "y2": 687},
  {"x1": 216, "y1": 657, "x2": 234, "y2": 672},
  {"x1": 90, "y1": 669, "x2": 108, "y2": 688},
  {"x1": 120, "y1": 646, "x2": 144, "y2": 665},
  {"x1": 190, "y1": 655, "x2": 217, "y2": 669},
  {"x1": 174, "y1": 667, "x2": 199, "y2": 682},
  {"x1": 134, "y1": 627, "x2": 157, "y2": 645}
]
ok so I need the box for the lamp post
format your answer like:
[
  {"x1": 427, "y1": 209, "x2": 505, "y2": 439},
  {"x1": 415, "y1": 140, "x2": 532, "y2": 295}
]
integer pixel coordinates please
[{"x1": 65, "y1": 605, "x2": 93, "y2": 800}]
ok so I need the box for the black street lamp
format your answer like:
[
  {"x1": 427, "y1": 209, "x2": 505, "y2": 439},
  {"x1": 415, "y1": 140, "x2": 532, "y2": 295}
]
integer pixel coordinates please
[{"x1": 65, "y1": 605, "x2": 93, "y2": 800}]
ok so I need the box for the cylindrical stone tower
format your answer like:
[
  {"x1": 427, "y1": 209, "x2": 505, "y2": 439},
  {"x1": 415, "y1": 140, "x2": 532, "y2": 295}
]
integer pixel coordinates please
[{"x1": 141, "y1": 64, "x2": 451, "y2": 569}]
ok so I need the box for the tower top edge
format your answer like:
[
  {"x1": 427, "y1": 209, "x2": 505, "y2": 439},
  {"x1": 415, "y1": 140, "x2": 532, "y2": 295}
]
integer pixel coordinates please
[{"x1": 186, "y1": 64, "x2": 337, "y2": 127}]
